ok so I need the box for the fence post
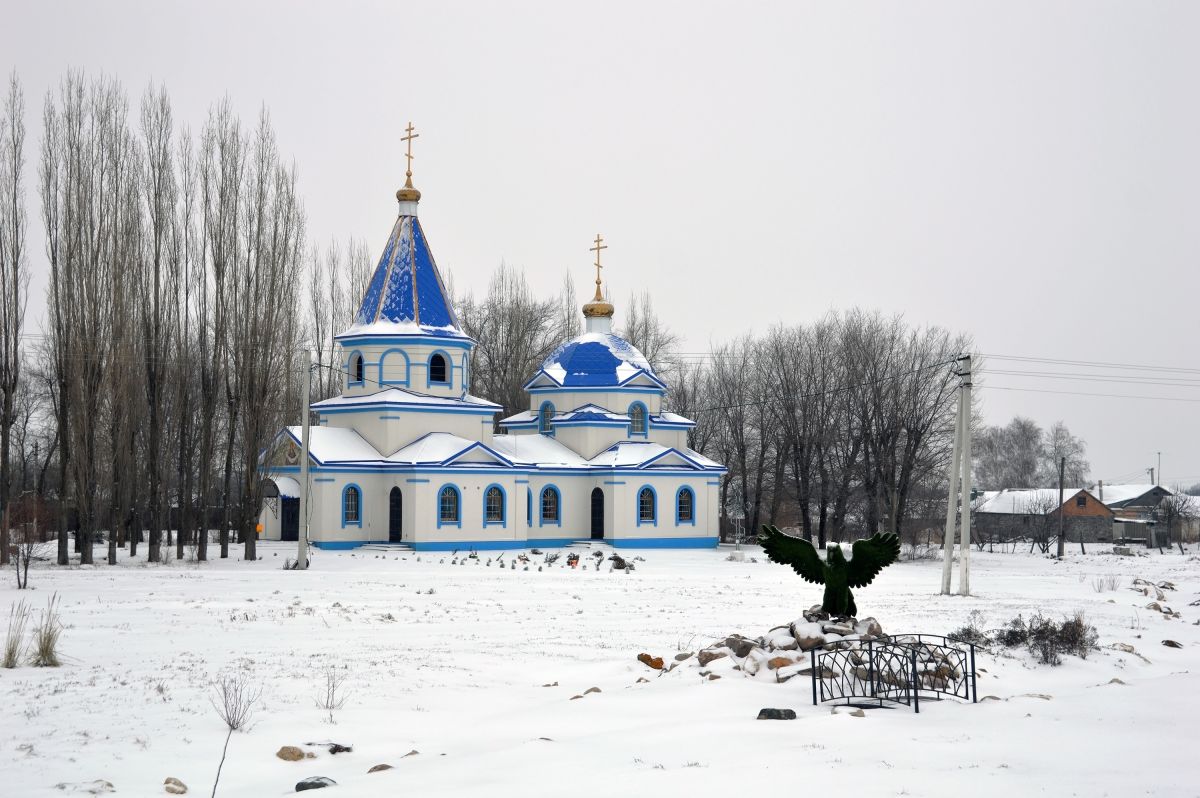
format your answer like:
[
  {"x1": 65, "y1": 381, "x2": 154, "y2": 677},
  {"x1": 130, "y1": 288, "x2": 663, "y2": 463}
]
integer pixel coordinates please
[
  {"x1": 969, "y1": 643, "x2": 977, "y2": 703},
  {"x1": 811, "y1": 648, "x2": 818, "y2": 706},
  {"x1": 867, "y1": 639, "x2": 876, "y2": 699},
  {"x1": 911, "y1": 649, "x2": 921, "y2": 714}
]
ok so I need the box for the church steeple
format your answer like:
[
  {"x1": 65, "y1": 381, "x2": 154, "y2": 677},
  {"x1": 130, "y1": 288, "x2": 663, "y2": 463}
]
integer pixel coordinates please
[
  {"x1": 582, "y1": 233, "x2": 615, "y2": 333},
  {"x1": 344, "y1": 123, "x2": 462, "y2": 337}
]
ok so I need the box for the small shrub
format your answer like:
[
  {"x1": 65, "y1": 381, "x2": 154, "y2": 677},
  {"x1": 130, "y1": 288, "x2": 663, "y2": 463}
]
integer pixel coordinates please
[
  {"x1": 30, "y1": 594, "x2": 62, "y2": 667},
  {"x1": 1091, "y1": 574, "x2": 1121, "y2": 593},
  {"x1": 979, "y1": 611, "x2": 1098, "y2": 666},
  {"x1": 4, "y1": 600, "x2": 30, "y2": 668},
  {"x1": 949, "y1": 610, "x2": 990, "y2": 647}
]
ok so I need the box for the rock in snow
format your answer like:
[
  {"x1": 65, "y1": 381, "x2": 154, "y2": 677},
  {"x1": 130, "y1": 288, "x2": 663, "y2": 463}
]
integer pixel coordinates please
[
  {"x1": 163, "y1": 776, "x2": 188, "y2": 794},
  {"x1": 295, "y1": 776, "x2": 337, "y2": 791},
  {"x1": 756, "y1": 708, "x2": 796, "y2": 720},
  {"x1": 637, "y1": 653, "x2": 664, "y2": 670},
  {"x1": 367, "y1": 764, "x2": 393, "y2": 773},
  {"x1": 276, "y1": 746, "x2": 306, "y2": 762}
]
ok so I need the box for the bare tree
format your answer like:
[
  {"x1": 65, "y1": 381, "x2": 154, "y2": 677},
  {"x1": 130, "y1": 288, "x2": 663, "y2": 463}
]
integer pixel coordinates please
[
  {"x1": 1156, "y1": 488, "x2": 1197, "y2": 553},
  {"x1": 0, "y1": 72, "x2": 30, "y2": 567},
  {"x1": 1041, "y1": 421, "x2": 1089, "y2": 487}
]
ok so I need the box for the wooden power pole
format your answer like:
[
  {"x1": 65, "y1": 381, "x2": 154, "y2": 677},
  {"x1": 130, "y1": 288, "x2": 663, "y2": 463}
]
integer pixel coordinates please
[{"x1": 1056, "y1": 456, "x2": 1066, "y2": 559}]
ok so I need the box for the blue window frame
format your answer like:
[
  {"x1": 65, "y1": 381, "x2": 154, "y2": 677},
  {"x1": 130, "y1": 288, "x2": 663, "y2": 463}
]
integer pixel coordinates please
[
  {"x1": 427, "y1": 351, "x2": 450, "y2": 387},
  {"x1": 540, "y1": 485, "x2": 561, "y2": 526},
  {"x1": 437, "y1": 484, "x2": 461, "y2": 528},
  {"x1": 378, "y1": 348, "x2": 410, "y2": 386},
  {"x1": 341, "y1": 483, "x2": 363, "y2": 527},
  {"x1": 538, "y1": 401, "x2": 555, "y2": 435},
  {"x1": 348, "y1": 351, "x2": 365, "y2": 387},
  {"x1": 636, "y1": 485, "x2": 657, "y2": 526},
  {"x1": 526, "y1": 488, "x2": 532, "y2": 526},
  {"x1": 483, "y1": 484, "x2": 506, "y2": 527},
  {"x1": 676, "y1": 486, "x2": 696, "y2": 525},
  {"x1": 628, "y1": 401, "x2": 648, "y2": 437}
]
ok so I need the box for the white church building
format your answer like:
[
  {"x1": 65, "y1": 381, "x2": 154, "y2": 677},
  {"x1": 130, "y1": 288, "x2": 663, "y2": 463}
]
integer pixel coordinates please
[{"x1": 259, "y1": 144, "x2": 725, "y2": 551}]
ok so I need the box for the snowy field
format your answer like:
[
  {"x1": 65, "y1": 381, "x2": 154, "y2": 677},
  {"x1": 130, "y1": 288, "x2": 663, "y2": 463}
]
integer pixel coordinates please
[{"x1": 1, "y1": 542, "x2": 1198, "y2": 797}]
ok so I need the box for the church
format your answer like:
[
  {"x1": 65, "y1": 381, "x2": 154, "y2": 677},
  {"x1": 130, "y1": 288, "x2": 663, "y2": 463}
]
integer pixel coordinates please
[{"x1": 258, "y1": 130, "x2": 726, "y2": 551}]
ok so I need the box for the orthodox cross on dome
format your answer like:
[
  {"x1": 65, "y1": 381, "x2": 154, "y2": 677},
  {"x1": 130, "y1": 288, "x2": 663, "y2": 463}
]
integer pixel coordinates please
[
  {"x1": 589, "y1": 233, "x2": 607, "y2": 300},
  {"x1": 401, "y1": 122, "x2": 420, "y2": 188}
]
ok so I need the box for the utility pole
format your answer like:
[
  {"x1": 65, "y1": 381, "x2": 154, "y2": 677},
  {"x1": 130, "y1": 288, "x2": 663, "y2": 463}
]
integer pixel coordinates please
[
  {"x1": 940, "y1": 371, "x2": 962, "y2": 595},
  {"x1": 297, "y1": 349, "x2": 314, "y2": 570},
  {"x1": 942, "y1": 354, "x2": 973, "y2": 595},
  {"x1": 957, "y1": 354, "x2": 973, "y2": 596},
  {"x1": 1056, "y1": 456, "x2": 1066, "y2": 559},
  {"x1": 1147, "y1": 467, "x2": 1154, "y2": 486},
  {"x1": 1156, "y1": 452, "x2": 1161, "y2": 487}
]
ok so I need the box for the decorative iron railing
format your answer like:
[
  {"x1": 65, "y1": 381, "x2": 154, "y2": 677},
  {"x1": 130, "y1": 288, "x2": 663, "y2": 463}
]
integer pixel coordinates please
[{"x1": 810, "y1": 634, "x2": 977, "y2": 713}]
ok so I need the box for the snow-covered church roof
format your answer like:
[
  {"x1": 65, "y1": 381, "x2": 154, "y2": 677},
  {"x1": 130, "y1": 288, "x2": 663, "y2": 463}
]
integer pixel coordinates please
[
  {"x1": 337, "y1": 207, "x2": 465, "y2": 341},
  {"x1": 526, "y1": 332, "x2": 664, "y2": 390}
]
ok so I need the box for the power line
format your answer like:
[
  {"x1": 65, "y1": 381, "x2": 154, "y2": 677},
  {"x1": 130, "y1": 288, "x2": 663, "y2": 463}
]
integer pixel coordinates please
[{"x1": 986, "y1": 385, "x2": 1200, "y2": 404}]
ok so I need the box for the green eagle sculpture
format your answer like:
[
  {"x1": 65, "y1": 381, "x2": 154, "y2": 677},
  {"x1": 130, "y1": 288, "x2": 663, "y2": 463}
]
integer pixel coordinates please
[{"x1": 758, "y1": 525, "x2": 901, "y2": 617}]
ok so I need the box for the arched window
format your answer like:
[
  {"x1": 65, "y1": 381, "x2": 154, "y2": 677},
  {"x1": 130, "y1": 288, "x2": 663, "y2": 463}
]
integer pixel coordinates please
[
  {"x1": 540, "y1": 486, "x2": 560, "y2": 525},
  {"x1": 637, "y1": 486, "x2": 656, "y2": 525},
  {"x1": 349, "y1": 352, "x2": 365, "y2": 386},
  {"x1": 438, "y1": 485, "x2": 460, "y2": 526},
  {"x1": 526, "y1": 488, "x2": 533, "y2": 525},
  {"x1": 484, "y1": 485, "x2": 505, "y2": 526},
  {"x1": 538, "y1": 401, "x2": 555, "y2": 435},
  {"x1": 629, "y1": 402, "x2": 647, "y2": 436},
  {"x1": 429, "y1": 352, "x2": 448, "y2": 384},
  {"x1": 342, "y1": 484, "x2": 362, "y2": 527},
  {"x1": 676, "y1": 486, "x2": 695, "y2": 524}
]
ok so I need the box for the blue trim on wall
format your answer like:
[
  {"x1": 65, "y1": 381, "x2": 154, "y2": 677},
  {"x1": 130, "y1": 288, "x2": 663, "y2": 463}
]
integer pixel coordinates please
[
  {"x1": 315, "y1": 477, "x2": 335, "y2": 483},
  {"x1": 312, "y1": 540, "x2": 372, "y2": 550},
  {"x1": 334, "y1": 334, "x2": 474, "y2": 350},
  {"x1": 611, "y1": 536, "x2": 718, "y2": 549},
  {"x1": 482, "y1": 483, "x2": 507, "y2": 528},
  {"x1": 636, "y1": 484, "x2": 657, "y2": 527},
  {"x1": 426, "y1": 350, "x2": 452, "y2": 389},
  {"x1": 539, "y1": 484, "x2": 561, "y2": 527},
  {"x1": 603, "y1": 480, "x2": 626, "y2": 485},
  {"x1": 341, "y1": 483, "x2": 363, "y2": 528},
  {"x1": 378, "y1": 348, "x2": 411, "y2": 386},
  {"x1": 675, "y1": 485, "x2": 696, "y2": 525},
  {"x1": 272, "y1": 464, "x2": 726, "y2": 478},
  {"x1": 436, "y1": 483, "x2": 462, "y2": 528},
  {"x1": 527, "y1": 385, "x2": 664, "y2": 395},
  {"x1": 316, "y1": 404, "x2": 499, "y2": 417},
  {"x1": 514, "y1": 479, "x2": 530, "y2": 484},
  {"x1": 406, "y1": 478, "x2": 430, "y2": 484},
  {"x1": 526, "y1": 488, "x2": 532, "y2": 526},
  {"x1": 347, "y1": 351, "x2": 365, "y2": 387}
]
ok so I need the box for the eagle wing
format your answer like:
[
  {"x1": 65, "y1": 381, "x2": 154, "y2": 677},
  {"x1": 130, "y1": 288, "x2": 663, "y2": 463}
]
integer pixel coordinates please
[
  {"x1": 758, "y1": 525, "x2": 826, "y2": 585},
  {"x1": 845, "y1": 532, "x2": 901, "y2": 588}
]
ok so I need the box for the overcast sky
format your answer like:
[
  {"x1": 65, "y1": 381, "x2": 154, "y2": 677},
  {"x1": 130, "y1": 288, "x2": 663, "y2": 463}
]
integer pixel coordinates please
[{"x1": 4, "y1": 1, "x2": 1199, "y2": 487}]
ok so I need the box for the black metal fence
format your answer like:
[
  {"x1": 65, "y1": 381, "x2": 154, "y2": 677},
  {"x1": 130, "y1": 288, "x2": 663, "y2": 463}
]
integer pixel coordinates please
[{"x1": 810, "y1": 634, "x2": 977, "y2": 713}]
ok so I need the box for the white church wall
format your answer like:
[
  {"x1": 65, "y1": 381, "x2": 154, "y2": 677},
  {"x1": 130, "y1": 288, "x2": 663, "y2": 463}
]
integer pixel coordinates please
[
  {"x1": 529, "y1": 389, "x2": 663, "y2": 416},
  {"x1": 319, "y1": 409, "x2": 496, "y2": 456},
  {"x1": 339, "y1": 340, "x2": 473, "y2": 400}
]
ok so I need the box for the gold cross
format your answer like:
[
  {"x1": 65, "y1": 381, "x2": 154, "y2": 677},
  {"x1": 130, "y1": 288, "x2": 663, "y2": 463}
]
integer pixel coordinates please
[
  {"x1": 401, "y1": 122, "x2": 419, "y2": 184},
  {"x1": 589, "y1": 233, "x2": 607, "y2": 290}
]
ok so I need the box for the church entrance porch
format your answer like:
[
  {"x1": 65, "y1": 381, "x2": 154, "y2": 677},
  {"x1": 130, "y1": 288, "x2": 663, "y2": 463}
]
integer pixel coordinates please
[
  {"x1": 590, "y1": 488, "x2": 604, "y2": 540},
  {"x1": 389, "y1": 487, "x2": 403, "y2": 543}
]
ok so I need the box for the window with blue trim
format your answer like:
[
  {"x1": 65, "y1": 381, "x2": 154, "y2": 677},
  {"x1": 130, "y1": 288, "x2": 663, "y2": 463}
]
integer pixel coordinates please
[
  {"x1": 526, "y1": 488, "x2": 532, "y2": 525},
  {"x1": 638, "y1": 486, "x2": 656, "y2": 524},
  {"x1": 349, "y1": 352, "x2": 365, "y2": 386},
  {"x1": 485, "y1": 486, "x2": 505, "y2": 525},
  {"x1": 379, "y1": 348, "x2": 410, "y2": 385},
  {"x1": 438, "y1": 485, "x2": 460, "y2": 524},
  {"x1": 676, "y1": 487, "x2": 695, "y2": 523},
  {"x1": 629, "y1": 402, "x2": 647, "y2": 436},
  {"x1": 429, "y1": 353, "x2": 448, "y2": 384},
  {"x1": 540, "y1": 486, "x2": 560, "y2": 523},
  {"x1": 342, "y1": 485, "x2": 362, "y2": 526},
  {"x1": 538, "y1": 402, "x2": 554, "y2": 435}
]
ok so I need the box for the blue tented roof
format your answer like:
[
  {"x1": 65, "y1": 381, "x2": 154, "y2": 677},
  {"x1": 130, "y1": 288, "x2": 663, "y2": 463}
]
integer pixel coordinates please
[{"x1": 352, "y1": 214, "x2": 462, "y2": 336}]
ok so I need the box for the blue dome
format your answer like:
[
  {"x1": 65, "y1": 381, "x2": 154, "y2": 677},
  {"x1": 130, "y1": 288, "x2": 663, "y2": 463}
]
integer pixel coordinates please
[{"x1": 539, "y1": 333, "x2": 656, "y2": 387}]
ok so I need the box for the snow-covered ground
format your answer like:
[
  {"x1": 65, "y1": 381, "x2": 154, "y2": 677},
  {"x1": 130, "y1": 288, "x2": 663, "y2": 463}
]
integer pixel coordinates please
[{"x1": 1, "y1": 542, "x2": 1197, "y2": 797}]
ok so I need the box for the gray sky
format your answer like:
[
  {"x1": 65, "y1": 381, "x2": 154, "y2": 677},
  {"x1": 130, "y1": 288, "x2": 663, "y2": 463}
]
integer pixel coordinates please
[{"x1": 5, "y1": 1, "x2": 1199, "y2": 487}]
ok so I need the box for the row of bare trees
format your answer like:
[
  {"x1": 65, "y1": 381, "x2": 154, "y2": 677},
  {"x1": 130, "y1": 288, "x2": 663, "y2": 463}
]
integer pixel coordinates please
[
  {"x1": 0, "y1": 71, "x2": 332, "y2": 566},
  {"x1": 666, "y1": 312, "x2": 968, "y2": 548}
]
